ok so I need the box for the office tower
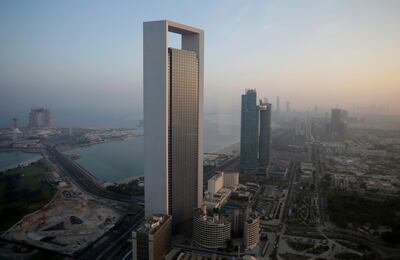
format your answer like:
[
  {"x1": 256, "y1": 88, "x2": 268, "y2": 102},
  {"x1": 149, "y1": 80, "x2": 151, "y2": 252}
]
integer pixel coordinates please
[
  {"x1": 240, "y1": 89, "x2": 259, "y2": 169},
  {"x1": 259, "y1": 101, "x2": 272, "y2": 168},
  {"x1": 12, "y1": 118, "x2": 18, "y2": 129},
  {"x1": 143, "y1": 20, "x2": 204, "y2": 228},
  {"x1": 314, "y1": 105, "x2": 318, "y2": 115},
  {"x1": 330, "y1": 108, "x2": 347, "y2": 138},
  {"x1": 43, "y1": 109, "x2": 51, "y2": 128},
  {"x1": 286, "y1": 101, "x2": 290, "y2": 113},
  {"x1": 193, "y1": 207, "x2": 231, "y2": 249},
  {"x1": 132, "y1": 215, "x2": 172, "y2": 260},
  {"x1": 276, "y1": 96, "x2": 280, "y2": 114},
  {"x1": 29, "y1": 109, "x2": 38, "y2": 128}
]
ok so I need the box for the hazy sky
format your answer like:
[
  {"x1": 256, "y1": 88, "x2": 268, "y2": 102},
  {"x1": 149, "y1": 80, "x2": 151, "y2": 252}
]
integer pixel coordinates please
[{"x1": 1, "y1": 0, "x2": 399, "y2": 127}]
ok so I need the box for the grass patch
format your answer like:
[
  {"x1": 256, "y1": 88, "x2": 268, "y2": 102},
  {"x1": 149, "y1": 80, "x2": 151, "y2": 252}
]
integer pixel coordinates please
[{"x1": 0, "y1": 161, "x2": 55, "y2": 230}]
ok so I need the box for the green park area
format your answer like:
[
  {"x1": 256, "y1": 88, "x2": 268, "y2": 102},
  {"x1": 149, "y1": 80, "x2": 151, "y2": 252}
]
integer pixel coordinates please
[
  {"x1": 0, "y1": 161, "x2": 55, "y2": 230},
  {"x1": 327, "y1": 192, "x2": 400, "y2": 245}
]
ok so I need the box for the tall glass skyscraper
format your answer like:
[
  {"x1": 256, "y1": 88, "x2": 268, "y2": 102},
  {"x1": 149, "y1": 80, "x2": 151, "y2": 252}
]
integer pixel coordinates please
[
  {"x1": 240, "y1": 89, "x2": 259, "y2": 169},
  {"x1": 259, "y1": 101, "x2": 272, "y2": 168},
  {"x1": 143, "y1": 21, "x2": 204, "y2": 228}
]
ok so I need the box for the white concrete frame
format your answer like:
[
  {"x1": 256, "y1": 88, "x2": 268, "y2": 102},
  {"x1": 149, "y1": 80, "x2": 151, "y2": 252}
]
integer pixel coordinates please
[{"x1": 143, "y1": 20, "x2": 204, "y2": 217}]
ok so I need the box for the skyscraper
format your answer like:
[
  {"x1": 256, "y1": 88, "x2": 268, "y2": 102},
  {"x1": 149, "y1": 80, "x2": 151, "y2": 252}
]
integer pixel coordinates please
[
  {"x1": 240, "y1": 89, "x2": 259, "y2": 169},
  {"x1": 143, "y1": 20, "x2": 204, "y2": 228},
  {"x1": 330, "y1": 108, "x2": 347, "y2": 138},
  {"x1": 276, "y1": 96, "x2": 280, "y2": 115},
  {"x1": 259, "y1": 101, "x2": 272, "y2": 168}
]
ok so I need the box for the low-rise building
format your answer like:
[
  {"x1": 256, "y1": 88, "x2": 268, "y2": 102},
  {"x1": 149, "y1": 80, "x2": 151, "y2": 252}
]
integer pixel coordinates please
[
  {"x1": 193, "y1": 207, "x2": 231, "y2": 249},
  {"x1": 243, "y1": 212, "x2": 260, "y2": 250},
  {"x1": 223, "y1": 172, "x2": 239, "y2": 189},
  {"x1": 132, "y1": 214, "x2": 171, "y2": 260},
  {"x1": 208, "y1": 172, "x2": 224, "y2": 194},
  {"x1": 203, "y1": 188, "x2": 231, "y2": 210}
]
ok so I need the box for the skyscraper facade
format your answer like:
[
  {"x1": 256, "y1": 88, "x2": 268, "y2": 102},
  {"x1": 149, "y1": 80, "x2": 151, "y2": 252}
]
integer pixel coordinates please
[
  {"x1": 259, "y1": 101, "x2": 272, "y2": 168},
  {"x1": 240, "y1": 89, "x2": 259, "y2": 169},
  {"x1": 143, "y1": 20, "x2": 204, "y2": 227}
]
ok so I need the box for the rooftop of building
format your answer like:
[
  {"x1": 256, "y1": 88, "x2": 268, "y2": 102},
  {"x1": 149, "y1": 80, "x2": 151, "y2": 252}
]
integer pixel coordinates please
[
  {"x1": 209, "y1": 172, "x2": 223, "y2": 181},
  {"x1": 194, "y1": 208, "x2": 230, "y2": 225},
  {"x1": 136, "y1": 214, "x2": 171, "y2": 235}
]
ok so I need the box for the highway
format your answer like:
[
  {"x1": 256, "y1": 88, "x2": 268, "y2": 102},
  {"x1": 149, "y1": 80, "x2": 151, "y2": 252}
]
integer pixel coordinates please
[
  {"x1": 281, "y1": 161, "x2": 298, "y2": 224},
  {"x1": 46, "y1": 146, "x2": 137, "y2": 204},
  {"x1": 311, "y1": 143, "x2": 326, "y2": 226}
]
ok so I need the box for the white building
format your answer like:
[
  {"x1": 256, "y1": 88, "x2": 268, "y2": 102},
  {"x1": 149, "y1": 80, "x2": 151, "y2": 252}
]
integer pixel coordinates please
[
  {"x1": 208, "y1": 172, "x2": 224, "y2": 194},
  {"x1": 243, "y1": 213, "x2": 260, "y2": 250},
  {"x1": 223, "y1": 172, "x2": 239, "y2": 189}
]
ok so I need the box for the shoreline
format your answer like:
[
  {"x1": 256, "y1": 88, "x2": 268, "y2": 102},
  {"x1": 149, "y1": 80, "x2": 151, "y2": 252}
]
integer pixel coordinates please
[
  {"x1": 58, "y1": 134, "x2": 142, "y2": 152},
  {"x1": 0, "y1": 151, "x2": 43, "y2": 172},
  {"x1": 63, "y1": 138, "x2": 239, "y2": 186}
]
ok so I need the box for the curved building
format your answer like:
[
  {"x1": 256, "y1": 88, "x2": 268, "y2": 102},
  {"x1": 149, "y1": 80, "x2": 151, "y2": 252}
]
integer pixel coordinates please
[
  {"x1": 243, "y1": 213, "x2": 260, "y2": 250},
  {"x1": 193, "y1": 208, "x2": 231, "y2": 249}
]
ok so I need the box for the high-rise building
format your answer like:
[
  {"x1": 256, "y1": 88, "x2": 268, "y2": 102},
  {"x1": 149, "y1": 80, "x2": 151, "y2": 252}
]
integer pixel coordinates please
[
  {"x1": 286, "y1": 101, "x2": 290, "y2": 113},
  {"x1": 143, "y1": 20, "x2": 204, "y2": 228},
  {"x1": 240, "y1": 89, "x2": 259, "y2": 169},
  {"x1": 276, "y1": 96, "x2": 280, "y2": 114},
  {"x1": 132, "y1": 215, "x2": 172, "y2": 260},
  {"x1": 28, "y1": 107, "x2": 51, "y2": 128},
  {"x1": 258, "y1": 101, "x2": 272, "y2": 168},
  {"x1": 330, "y1": 108, "x2": 347, "y2": 138}
]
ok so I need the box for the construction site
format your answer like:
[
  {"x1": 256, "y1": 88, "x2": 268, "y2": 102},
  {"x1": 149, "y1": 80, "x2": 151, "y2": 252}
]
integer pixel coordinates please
[{"x1": 1, "y1": 168, "x2": 128, "y2": 256}]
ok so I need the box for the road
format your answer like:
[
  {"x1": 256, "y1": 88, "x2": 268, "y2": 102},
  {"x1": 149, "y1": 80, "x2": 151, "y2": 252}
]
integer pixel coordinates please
[
  {"x1": 46, "y1": 146, "x2": 139, "y2": 205},
  {"x1": 281, "y1": 161, "x2": 298, "y2": 224},
  {"x1": 311, "y1": 143, "x2": 325, "y2": 226}
]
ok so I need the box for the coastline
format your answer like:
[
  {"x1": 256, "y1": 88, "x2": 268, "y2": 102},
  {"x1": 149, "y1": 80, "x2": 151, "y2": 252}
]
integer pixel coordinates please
[
  {"x1": 213, "y1": 141, "x2": 240, "y2": 156},
  {"x1": 58, "y1": 134, "x2": 142, "y2": 152},
  {"x1": 63, "y1": 138, "x2": 239, "y2": 185},
  {"x1": 0, "y1": 151, "x2": 43, "y2": 172}
]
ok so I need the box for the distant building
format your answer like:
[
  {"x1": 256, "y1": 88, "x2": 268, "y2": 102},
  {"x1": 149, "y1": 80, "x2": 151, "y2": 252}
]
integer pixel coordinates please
[
  {"x1": 208, "y1": 172, "x2": 224, "y2": 194},
  {"x1": 193, "y1": 207, "x2": 231, "y2": 249},
  {"x1": 143, "y1": 20, "x2": 204, "y2": 228},
  {"x1": 267, "y1": 164, "x2": 288, "y2": 181},
  {"x1": 334, "y1": 174, "x2": 349, "y2": 190},
  {"x1": 28, "y1": 107, "x2": 51, "y2": 128},
  {"x1": 258, "y1": 101, "x2": 272, "y2": 168},
  {"x1": 243, "y1": 212, "x2": 260, "y2": 250},
  {"x1": 299, "y1": 162, "x2": 314, "y2": 184},
  {"x1": 240, "y1": 89, "x2": 259, "y2": 169},
  {"x1": 330, "y1": 108, "x2": 348, "y2": 138},
  {"x1": 276, "y1": 96, "x2": 280, "y2": 115},
  {"x1": 132, "y1": 215, "x2": 172, "y2": 260},
  {"x1": 223, "y1": 172, "x2": 239, "y2": 189}
]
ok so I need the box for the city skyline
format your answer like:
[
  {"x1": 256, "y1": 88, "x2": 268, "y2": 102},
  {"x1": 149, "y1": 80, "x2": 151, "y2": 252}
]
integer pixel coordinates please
[
  {"x1": 1, "y1": 0, "x2": 400, "y2": 128},
  {"x1": 1, "y1": 2, "x2": 400, "y2": 258}
]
